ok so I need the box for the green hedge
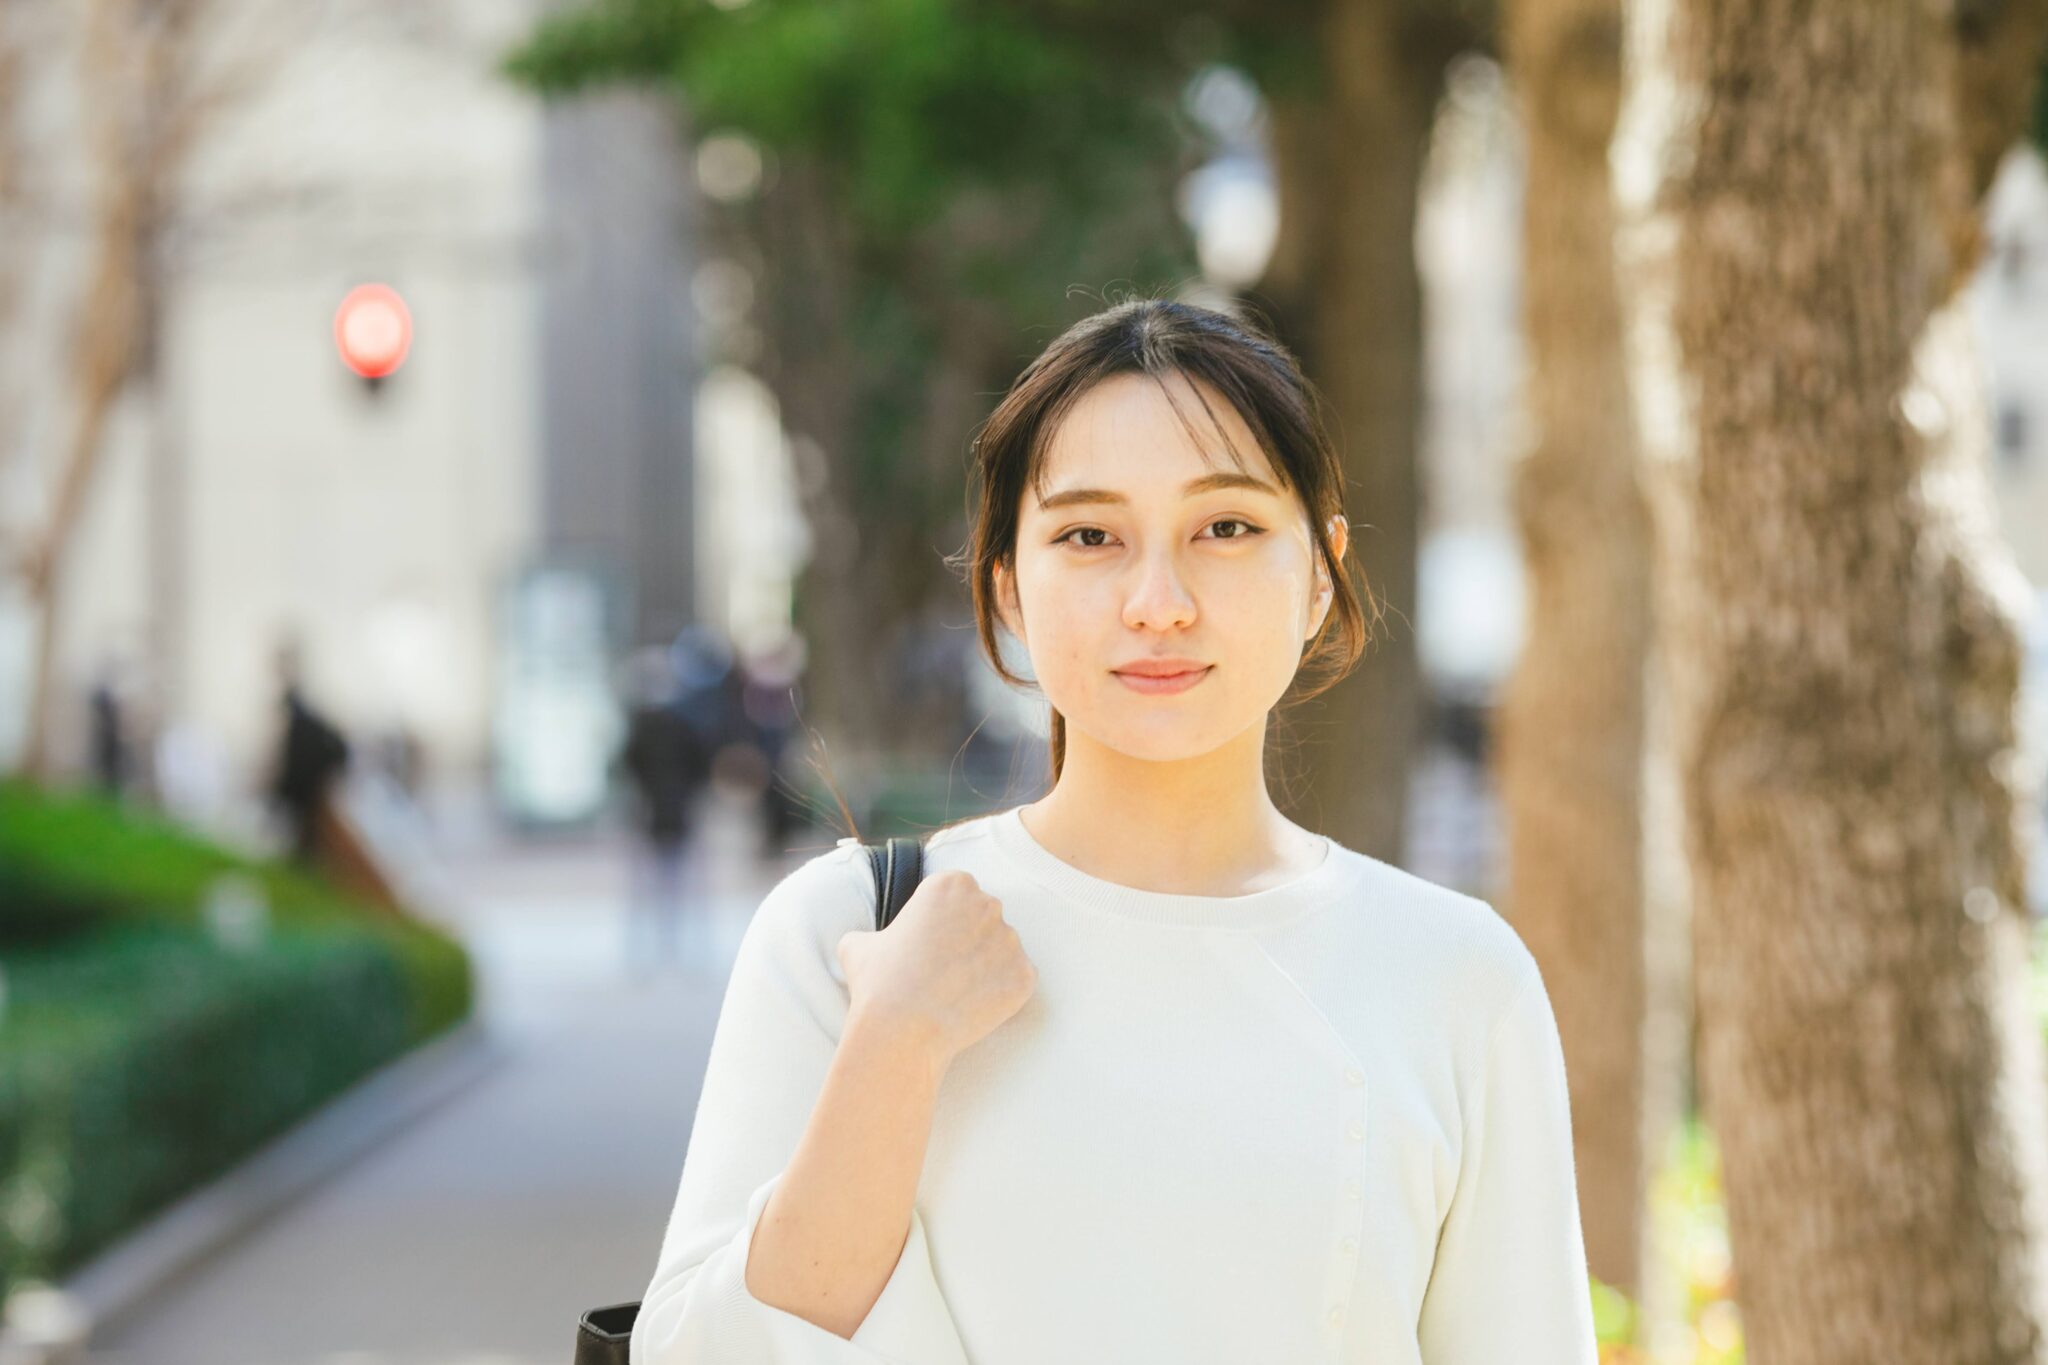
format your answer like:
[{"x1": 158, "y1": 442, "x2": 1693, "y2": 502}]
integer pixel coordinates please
[{"x1": 0, "y1": 778, "x2": 474, "y2": 1299}]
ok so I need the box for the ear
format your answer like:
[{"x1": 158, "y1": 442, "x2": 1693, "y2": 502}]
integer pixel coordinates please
[
  {"x1": 1307, "y1": 514, "x2": 1347, "y2": 640},
  {"x1": 994, "y1": 562, "x2": 1024, "y2": 642}
]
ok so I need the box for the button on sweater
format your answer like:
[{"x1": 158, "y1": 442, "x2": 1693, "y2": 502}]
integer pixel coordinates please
[{"x1": 631, "y1": 805, "x2": 1600, "y2": 1364}]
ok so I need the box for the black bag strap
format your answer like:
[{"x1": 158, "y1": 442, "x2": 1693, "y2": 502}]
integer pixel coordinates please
[{"x1": 864, "y1": 834, "x2": 925, "y2": 930}]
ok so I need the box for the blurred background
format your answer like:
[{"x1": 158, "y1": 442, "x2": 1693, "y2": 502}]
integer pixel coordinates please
[{"x1": 1, "y1": 1, "x2": 2045, "y2": 1362}]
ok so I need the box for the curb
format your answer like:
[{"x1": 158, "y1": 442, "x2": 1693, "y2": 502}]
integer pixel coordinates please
[{"x1": 0, "y1": 1014, "x2": 510, "y2": 1365}]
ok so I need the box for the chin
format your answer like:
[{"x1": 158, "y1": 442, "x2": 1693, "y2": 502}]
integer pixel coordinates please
[{"x1": 1062, "y1": 708, "x2": 1240, "y2": 764}]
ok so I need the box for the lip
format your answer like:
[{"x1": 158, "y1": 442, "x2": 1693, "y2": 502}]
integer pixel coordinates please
[
  {"x1": 1113, "y1": 664, "x2": 1212, "y2": 695},
  {"x1": 1112, "y1": 657, "x2": 1209, "y2": 677}
]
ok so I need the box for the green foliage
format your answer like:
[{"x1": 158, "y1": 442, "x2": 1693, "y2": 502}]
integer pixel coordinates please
[
  {"x1": 1585, "y1": 1112, "x2": 1743, "y2": 1363},
  {"x1": 0, "y1": 920, "x2": 416, "y2": 1286},
  {"x1": 504, "y1": 0, "x2": 1206, "y2": 671},
  {"x1": 0, "y1": 778, "x2": 321, "y2": 929},
  {"x1": 0, "y1": 780, "x2": 474, "y2": 1301},
  {"x1": 1590, "y1": 1272, "x2": 1640, "y2": 1347},
  {"x1": 0, "y1": 777, "x2": 471, "y2": 1045},
  {"x1": 503, "y1": 0, "x2": 1201, "y2": 280},
  {"x1": 0, "y1": 780, "x2": 254, "y2": 934}
]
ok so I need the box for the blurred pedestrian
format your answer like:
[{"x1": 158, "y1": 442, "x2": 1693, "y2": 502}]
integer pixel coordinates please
[
  {"x1": 87, "y1": 659, "x2": 129, "y2": 801},
  {"x1": 617, "y1": 645, "x2": 714, "y2": 973},
  {"x1": 669, "y1": 625, "x2": 739, "y2": 764},
  {"x1": 265, "y1": 637, "x2": 352, "y2": 867}
]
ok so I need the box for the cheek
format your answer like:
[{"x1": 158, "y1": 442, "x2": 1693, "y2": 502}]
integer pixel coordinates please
[
  {"x1": 1012, "y1": 564, "x2": 1096, "y2": 671},
  {"x1": 1036, "y1": 601, "x2": 1105, "y2": 680},
  {"x1": 1238, "y1": 558, "x2": 1310, "y2": 629}
]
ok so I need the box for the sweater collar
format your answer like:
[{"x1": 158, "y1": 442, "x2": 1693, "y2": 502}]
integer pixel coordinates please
[{"x1": 986, "y1": 804, "x2": 1359, "y2": 930}]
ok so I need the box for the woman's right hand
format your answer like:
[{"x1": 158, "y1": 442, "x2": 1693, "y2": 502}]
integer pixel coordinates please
[{"x1": 836, "y1": 869, "x2": 1038, "y2": 1069}]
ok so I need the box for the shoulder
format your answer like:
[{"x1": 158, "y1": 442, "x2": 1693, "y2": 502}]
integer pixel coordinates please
[
  {"x1": 1338, "y1": 849, "x2": 1540, "y2": 1024},
  {"x1": 739, "y1": 819, "x2": 995, "y2": 980},
  {"x1": 739, "y1": 840, "x2": 877, "y2": 984}
]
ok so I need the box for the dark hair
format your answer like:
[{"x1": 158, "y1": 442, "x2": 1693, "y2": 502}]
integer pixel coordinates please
[
  {"x1": 804, "y1": 293, "x2": 1376, "y2": 851},
  {"x1": 948, "y1": 294, "x2": 1375, "y2": 791}
]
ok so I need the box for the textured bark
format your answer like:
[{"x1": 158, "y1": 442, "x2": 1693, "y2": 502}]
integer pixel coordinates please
[
  {"x1": 1949, "y1": 0, "x2": 2048, "y2": 250},
  {"x1": 1617, "y1": 0, "x2": 2048, "y2": 1356},
  {"x1": 1497, "y1": 0, "x2": 1651, "y2": 1300},
  {"x1": 1258, "y1": 0, "x2": 1455, "y2": 862}
]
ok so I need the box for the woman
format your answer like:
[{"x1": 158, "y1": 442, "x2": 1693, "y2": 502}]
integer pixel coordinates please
[{"x1": 632, "y1": 298, "x2": 1599, "y2": 1363}]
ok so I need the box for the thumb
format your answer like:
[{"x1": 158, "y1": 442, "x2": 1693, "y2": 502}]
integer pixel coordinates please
[{"x1": 835, "y1": 927, "x2": 871, "y2": 981}]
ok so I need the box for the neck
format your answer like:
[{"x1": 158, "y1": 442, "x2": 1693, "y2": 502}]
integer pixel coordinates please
[{"x1": 1022, "y1": 717, "x2": 1318, "y2": 897}]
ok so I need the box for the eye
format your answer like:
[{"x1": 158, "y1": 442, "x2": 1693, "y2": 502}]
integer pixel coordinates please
[
  {"x1": 1049, "y1": 519, "x2": 1268, "y2": 551},
  {"x1": 1051, "y1": 526, "x2": 1115, "y2": 550}
]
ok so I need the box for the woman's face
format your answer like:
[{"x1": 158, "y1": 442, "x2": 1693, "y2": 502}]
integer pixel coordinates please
[{"x1": 994, "y1": 370, "x2": 1344, "y2": 765}]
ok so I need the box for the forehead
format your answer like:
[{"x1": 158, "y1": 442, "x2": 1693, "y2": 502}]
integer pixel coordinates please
[{"x1": 1032, "y1": 370, "x2": 1281, "y2": 500}]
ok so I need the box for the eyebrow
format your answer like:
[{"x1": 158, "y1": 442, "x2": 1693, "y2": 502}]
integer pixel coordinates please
[{"x1": 1035, "y1": 471, "x2": 1281, "y2": 511}]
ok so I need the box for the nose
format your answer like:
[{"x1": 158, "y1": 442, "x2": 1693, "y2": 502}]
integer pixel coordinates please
[{"x1": 1120, "y1": 549, "x2": 1197, "y2": 633}]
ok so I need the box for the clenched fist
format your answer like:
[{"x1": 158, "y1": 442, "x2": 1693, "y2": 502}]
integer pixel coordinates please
[{"x1": 837, "y1": 869, "x2": 1038, "y2": 1069}]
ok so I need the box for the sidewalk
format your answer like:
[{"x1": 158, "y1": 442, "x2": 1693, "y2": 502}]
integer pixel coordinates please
[{"x1": 69, "y1": 787, "x2": 811, "y2": 1365}]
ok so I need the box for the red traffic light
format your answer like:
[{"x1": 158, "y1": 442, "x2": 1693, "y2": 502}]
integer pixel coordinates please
[{"x1": 334, "y1": 283, "x2": 413, "y2": 379}]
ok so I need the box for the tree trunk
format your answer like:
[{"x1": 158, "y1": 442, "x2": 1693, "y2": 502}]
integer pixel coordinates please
[
  {"x1": 0, "y1": 11, "x2": 33, "y2": 592},
  {"x1": 1257, "y1": 0, "x2": 1449, "y2": 863},
  {"x1": 747, "y1": 169, "x2": 989, "y2": 817},
  {"x1": 1497, "y1": 0, "x2": 1651, "y2": 1301},
  {"x1": 872, "y1": 323, "x2": 1006, "y2": 766},
  {"x1": 18, "y1": 0, "x2": 151, "y2": 780},
  {"x1": 746, "y1": 156, "x2": 889, "y2": 795},
  {"x1": 1619, "y1": 0, "x2": 2048, "y2": 1355}
]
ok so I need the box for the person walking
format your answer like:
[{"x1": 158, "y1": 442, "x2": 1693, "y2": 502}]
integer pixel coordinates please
[
  {"x1": 265, "y1": 638, "x2": 351, "y2": 869},
  {"x1": 87, "y1": 661, "x2": 129, "y2": 801},
  {"x1": 618, "y1": 646, "x2": 713, "y2": 974}
]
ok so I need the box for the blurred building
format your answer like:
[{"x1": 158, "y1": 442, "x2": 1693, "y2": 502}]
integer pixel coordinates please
[
  {"x1": 1974, "y1": 145, "x2": 2048, "y2": 592},
  {"x1": 0, "y1": 3, "x2": 747, "y2": 834},
  {"x1": 1973, "y1": 146, "x2": 2048, "y2": 915}
]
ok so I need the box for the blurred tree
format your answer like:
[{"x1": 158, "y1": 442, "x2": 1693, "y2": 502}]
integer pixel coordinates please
[
  {"x1": 0, "y1": 6, "x2": 32, "y2": 509},
  {"x1": 2037, "y1": 49, "x2": 2048, "y2": 152},
  {"x1": 1617, "y1": 0, "x2": 2048, "y2": 1355},
  {"x1": 0, "y1": 0, "x2": 319, "y2": 782},
  {"x1": 505, "y1": 0, "x2": 1203, "y2": 783},
  {"x1": 1497, "y1": 0, "x2": 1650, "y2": 1306},
  {"x1": 1241, "y1": 0, "x2": 1478, "y2": 866}
]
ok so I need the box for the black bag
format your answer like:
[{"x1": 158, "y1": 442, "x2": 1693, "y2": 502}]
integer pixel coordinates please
[{"x1": 573, "y1": 834, "x2": 928, "y2": 1365}]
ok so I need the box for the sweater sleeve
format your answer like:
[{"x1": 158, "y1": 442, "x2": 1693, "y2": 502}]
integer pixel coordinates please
[
  {"x1": 630, "y1": 846, "x2": 972, "y2": 1365},
  {"x1": 1416, "y1": 955, "x2": 1600, "y2": 1364}
]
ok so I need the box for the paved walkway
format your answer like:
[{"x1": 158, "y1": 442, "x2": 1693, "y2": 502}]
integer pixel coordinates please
[{"x1": 79, "y1": 788, "x2": 819, "y2": 1365}]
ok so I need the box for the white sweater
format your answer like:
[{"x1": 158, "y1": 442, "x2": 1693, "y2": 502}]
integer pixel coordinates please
[{"x1": 631, "y1": 805, "x2": 1600, "y2": 1364}]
